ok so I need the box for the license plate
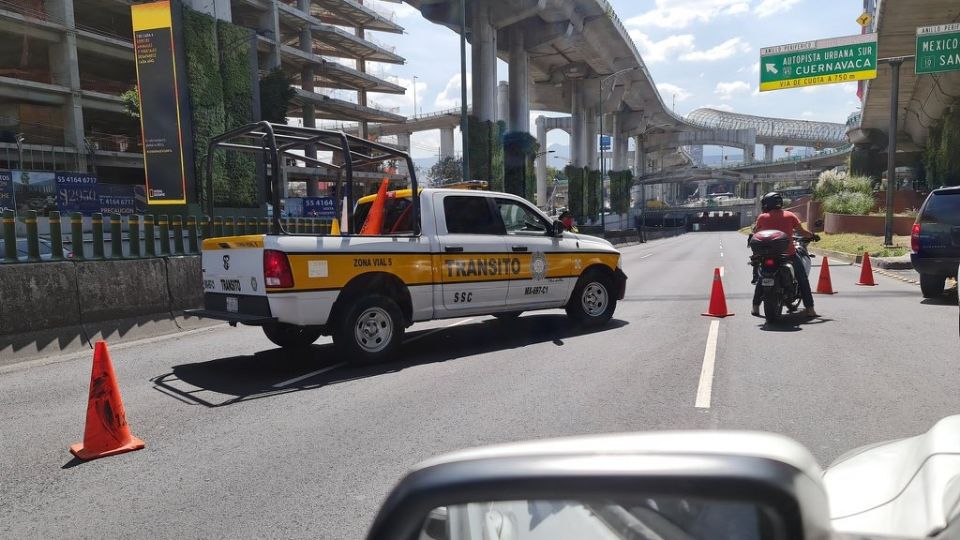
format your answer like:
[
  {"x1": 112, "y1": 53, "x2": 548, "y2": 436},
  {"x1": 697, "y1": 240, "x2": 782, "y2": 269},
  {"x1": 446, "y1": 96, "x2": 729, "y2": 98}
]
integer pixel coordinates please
[
  {"x1": 761, "y1": 278, "x2": 775, "y2": 286},
  {"x1": 226, "y1": 296, "x2": 239, "y2": 313}
]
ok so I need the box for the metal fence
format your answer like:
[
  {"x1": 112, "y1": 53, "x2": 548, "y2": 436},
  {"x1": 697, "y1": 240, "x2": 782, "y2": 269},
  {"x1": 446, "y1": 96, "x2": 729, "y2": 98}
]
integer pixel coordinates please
[{"x1": 0, "y1": 209, "x2": 332, "y2": 263}]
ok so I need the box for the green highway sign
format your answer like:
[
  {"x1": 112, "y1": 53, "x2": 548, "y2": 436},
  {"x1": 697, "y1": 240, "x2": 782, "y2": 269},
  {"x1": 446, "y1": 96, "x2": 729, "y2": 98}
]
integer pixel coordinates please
[
  {"x1": 916, "y1": 23, "x2": 960, "y2": 74},
  {"x1": 760, "y1": 33, "x2": 877, "y2": 92}
]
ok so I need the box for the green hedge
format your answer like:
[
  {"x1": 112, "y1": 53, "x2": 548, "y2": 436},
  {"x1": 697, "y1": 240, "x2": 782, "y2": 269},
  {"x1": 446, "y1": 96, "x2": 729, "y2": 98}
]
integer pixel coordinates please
[
  {"x1": 608, "y1": 170, "x2": 632, "y2": 215},
  {"x1": 182, "y1": 7, "x2": 258, "y2": 209},
  {"x1": 925, "y1": 104, "x2": 960, "y2": 188},
  {"x1": 503, "y1": 131, "x2": 537, "y2": 200},
  {"x1": 260, "y1": 68, "x2": 295, "y2": 123},
  {"x1": 565, "y1": 165, "x2": 584, "y2": 220},
  {"x1": 467, "y1": 117, "x2": 505, "y2": 191},
  {"x1": 586, "y1": 169, "x2": 600, "y2": 221}
]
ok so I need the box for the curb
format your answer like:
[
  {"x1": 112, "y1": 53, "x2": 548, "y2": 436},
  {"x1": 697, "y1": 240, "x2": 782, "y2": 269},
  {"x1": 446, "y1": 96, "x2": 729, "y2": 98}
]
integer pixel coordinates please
[{"x1": 811, "y1": 247, "x2": 919, "y2": 285}]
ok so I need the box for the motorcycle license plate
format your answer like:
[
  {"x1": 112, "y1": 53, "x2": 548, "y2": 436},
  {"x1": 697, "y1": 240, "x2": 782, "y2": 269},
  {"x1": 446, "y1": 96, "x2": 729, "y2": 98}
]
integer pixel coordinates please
[
  {"x1": 226, "y1": 296, "x2": 239, "y2": 313},
  {"x1": 761, "y1": 278, "x2": 775, "y2": 286}
]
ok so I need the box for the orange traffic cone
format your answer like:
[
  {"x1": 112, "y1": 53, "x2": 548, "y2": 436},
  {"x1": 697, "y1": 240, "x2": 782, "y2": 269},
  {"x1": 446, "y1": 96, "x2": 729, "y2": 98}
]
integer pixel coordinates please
[
  {"x1": 856, "y1": 251, "x2": 877, "y2": 286},
  {"x1": 360, "y1": 178, "x2": 389, "y2": 235},
  {"x1": 70, "y1": 341, "x2": 144, "y2": 461},
  {"x1": 702, "y1": 268, "x2": 734, "y2": 317},
  {"x1": 814, "y1": 256, "x2": 837, "y2": 294}
]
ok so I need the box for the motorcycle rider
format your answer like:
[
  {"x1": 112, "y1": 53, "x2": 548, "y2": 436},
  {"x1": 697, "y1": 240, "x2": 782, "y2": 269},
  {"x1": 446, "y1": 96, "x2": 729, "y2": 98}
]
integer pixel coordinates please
[{"x1": 751, "y1": 192, "x2": 819, "y2": 318}]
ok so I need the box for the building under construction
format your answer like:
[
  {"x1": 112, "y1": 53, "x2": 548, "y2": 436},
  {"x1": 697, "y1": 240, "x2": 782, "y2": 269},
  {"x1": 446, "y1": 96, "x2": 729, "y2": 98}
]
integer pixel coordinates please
[{"x1": 0, "y1": 0, "x2": 406, "y2": 198}]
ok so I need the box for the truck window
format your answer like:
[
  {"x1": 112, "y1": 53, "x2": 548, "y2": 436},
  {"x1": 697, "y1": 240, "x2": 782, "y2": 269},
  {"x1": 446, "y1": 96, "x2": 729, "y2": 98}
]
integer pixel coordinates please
[
  {"x1": 355, "y1": 197, "x2": 415, "y2": 235},
  {"x1": 496, "y1": 199, "x2": 548, "y2": 235},
  {"x1": 444, "y1": 196, "x2": 503, "y2": 235}
]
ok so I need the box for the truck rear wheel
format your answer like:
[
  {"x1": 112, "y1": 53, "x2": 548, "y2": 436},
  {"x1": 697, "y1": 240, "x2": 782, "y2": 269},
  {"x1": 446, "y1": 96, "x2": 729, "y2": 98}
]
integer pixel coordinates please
[
  {"x1": 920, "y1": 274, "x2": 946, "y2": 298},
  {"x1": 262, "y1": 323, "x2": 322, "y2": 349},
  {"x1": 566, "y1": 271, "x2": 617, "y2": 327},
  {"x1": 334, "y1": 295, "x2": 404, "y2": 364}
]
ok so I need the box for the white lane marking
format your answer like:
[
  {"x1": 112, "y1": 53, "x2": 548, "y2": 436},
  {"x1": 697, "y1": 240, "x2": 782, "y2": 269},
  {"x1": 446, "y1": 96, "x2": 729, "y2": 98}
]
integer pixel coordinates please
[
  {"x1": 695, "y1": 320, "x2": 721, "y2": 409},
  {"x1": 639, "y1": 253, "x2": 654, "y2": 259},
  {"x1": 273, "y1": 361, "x2": 348, "y2": 388},
  {"x1": 720, "y1": 252, "x2": 724, "y2": 258},
  {"x1": 403, "y1": 318, "x2": 475, "y2": 345},
  {"x1": 719, "y1": 266, "x2": 725, "y2": 277}
]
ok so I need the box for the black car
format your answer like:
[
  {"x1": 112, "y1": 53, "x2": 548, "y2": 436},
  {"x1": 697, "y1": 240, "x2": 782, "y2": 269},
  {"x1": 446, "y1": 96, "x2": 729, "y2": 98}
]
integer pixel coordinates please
[{"x1": 911, "y1": 186, "x2": 960, "y2": 298}]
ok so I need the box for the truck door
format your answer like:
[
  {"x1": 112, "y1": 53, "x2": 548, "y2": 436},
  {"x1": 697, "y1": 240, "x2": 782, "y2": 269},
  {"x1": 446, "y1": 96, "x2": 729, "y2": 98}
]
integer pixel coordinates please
[
  {"x1": 435, "y1": 193, "x2": 509, "y2": 314},
  {"x1": 493, "y1": 197, "x2": 574, "y2": 308}
]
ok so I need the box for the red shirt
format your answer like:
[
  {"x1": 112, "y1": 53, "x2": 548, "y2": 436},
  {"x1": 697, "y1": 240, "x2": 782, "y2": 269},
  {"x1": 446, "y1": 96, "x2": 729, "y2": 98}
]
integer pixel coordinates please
[{"x1": 755, "y1": 210, "x2": 801, "y2": 256}]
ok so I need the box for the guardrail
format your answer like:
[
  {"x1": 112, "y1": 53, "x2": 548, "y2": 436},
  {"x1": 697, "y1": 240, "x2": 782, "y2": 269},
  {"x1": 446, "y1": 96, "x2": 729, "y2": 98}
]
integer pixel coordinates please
[{"x1": 0, "y1": 209, "x2": 333, "y2": 263}]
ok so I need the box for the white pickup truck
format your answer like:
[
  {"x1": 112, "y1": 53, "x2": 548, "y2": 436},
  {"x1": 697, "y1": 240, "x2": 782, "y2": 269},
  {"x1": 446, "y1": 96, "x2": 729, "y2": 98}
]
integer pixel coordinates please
[{"x1": 188, "y1": 123, "x2": 626, "y2": 363}]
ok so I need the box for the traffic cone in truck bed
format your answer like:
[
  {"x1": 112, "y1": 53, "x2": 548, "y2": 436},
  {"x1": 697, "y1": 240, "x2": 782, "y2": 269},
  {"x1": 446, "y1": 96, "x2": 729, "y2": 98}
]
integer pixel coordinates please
[
  {"x1": 69, "y1": 341, "x2": 144, "y2": 461},
  {"x1": 361, "y1": 178, "x2": 389, "y2": 235},
  {"x1": 702, "y1": 268, "x2": 734, "y2": 318}
]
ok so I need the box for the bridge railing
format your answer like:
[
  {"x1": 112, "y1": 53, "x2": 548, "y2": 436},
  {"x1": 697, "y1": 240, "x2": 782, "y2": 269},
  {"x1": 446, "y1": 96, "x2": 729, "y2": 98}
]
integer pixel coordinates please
[{"x1": 0, "y1": 209, "x2": 333, "y2": 263}]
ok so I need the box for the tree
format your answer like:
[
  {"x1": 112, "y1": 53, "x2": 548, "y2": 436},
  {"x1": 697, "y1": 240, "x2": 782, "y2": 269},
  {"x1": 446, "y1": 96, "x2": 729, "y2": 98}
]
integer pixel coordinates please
[
  {"x1": 429, "y1": 157, "x2": 463, "y2": 184},
  {"x1": 259, "y1": 68, "x2": 296, "y2": 123}
]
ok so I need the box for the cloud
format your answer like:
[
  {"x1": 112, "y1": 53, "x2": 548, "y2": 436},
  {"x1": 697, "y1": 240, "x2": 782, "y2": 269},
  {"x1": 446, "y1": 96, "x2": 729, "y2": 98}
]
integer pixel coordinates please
[
  {"x1": 714, "y1": 80, "x2": 751, "y2": 99},
  {"x1": 630, "y1": 32, "x2": 749, "y2": 63},
  {"x1": 434, "y1": 73, "x2": 471, "y2": 109},
  {"x1": 625, "y1": 0, "x2": 751, "y2": 29},
  {"x1": 657, "y1": 83, "x2": 692, "y2": 104},
  {"x1": 700, "y1": 103, "x2": 736, "y2": 112},
  {"x1": 629, "y1": 30, "x2": 695, "y2": 63},
  {"x1": 680, "y1": 37, "x2": 751, "y2": 61},
  {"x1": 754, "y1": 0, "x2": 802, "y2": 18}
]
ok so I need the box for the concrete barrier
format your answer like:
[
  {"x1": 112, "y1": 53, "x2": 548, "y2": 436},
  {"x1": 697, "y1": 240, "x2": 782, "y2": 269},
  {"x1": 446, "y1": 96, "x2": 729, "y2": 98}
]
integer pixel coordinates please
[{"x1": 0, "y1": 255, "x2": 211, "y2": 366}]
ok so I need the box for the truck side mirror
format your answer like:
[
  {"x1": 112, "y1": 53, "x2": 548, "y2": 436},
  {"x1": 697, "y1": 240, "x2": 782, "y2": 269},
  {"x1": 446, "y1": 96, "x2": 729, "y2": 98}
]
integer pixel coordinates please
[{"x1": 552, "y1": 220, "x2": 565, "y2": 237}]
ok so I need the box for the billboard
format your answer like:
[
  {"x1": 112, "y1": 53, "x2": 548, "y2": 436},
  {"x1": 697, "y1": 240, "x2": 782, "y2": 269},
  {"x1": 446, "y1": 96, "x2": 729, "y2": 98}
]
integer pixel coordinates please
[
  {"x1": 131, "y1": 1, "x2": 189, "y2": 205},
  {"x1": 0, "y1": 171, "x2": 13, "y2": 212},
  {"x1": 55, "y1": 172, "x2": 100, "y2": 215}
]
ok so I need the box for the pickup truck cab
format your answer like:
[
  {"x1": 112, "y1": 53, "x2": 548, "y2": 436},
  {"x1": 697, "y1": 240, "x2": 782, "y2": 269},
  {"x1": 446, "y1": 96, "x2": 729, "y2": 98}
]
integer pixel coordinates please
[{"x1": 188, "y1": 123, "x2": 625, "y2": 363}]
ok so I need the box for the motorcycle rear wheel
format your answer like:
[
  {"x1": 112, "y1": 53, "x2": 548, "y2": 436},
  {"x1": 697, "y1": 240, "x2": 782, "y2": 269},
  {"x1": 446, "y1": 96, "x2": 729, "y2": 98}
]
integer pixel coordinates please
[{"x1": 763, "y1": 294, "x2": 782, "y2": 323}]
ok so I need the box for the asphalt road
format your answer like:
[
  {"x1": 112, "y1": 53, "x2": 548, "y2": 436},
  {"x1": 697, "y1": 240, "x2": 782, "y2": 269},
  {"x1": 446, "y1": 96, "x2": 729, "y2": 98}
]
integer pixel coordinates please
[{"x1": 1, "y1": 231, "x2": 957, "y2": 539}]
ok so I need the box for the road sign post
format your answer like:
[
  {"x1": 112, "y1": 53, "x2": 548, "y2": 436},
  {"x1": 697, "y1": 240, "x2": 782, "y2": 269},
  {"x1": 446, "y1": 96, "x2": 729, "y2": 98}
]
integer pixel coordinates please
[
  {"x1": 916, "y1": 23, "x2": 960, "y2": 75},
  {"x1": 760, "y1": 33, "x2": 878, "y2": 92}
]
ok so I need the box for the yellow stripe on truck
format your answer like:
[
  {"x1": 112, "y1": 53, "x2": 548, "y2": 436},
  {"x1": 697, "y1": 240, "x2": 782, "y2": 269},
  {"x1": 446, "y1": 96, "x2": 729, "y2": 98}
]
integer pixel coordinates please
[
  {"x1": 202, "y1": 235, "x2": 265, "y2": 250},
  {"x1": 273, "y1": 251, "x2": 619, "y2": 292}
]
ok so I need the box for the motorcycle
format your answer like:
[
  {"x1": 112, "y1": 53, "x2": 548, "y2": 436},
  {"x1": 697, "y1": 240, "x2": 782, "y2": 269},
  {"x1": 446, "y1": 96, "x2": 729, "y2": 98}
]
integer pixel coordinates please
[{"x1": 749, "y1": 230, "x2": 819, "y2": 323}]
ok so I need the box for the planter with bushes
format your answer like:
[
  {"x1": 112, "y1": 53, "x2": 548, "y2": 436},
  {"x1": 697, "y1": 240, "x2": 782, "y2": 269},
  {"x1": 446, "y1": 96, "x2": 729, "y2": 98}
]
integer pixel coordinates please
[{"x1": 823, "y1": 213, "x2": 915, "y2": 235}]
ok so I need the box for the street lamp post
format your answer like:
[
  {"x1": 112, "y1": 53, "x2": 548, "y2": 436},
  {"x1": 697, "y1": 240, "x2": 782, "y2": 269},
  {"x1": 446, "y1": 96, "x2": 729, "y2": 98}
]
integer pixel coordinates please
[
  {"x1": 598, "y1": 67, "x2": 637, "y2": 232},
  {"x1": 412, "y1": 75, "x2": 418, "y2": 117},
  {"x1": 458, "y1": 0, "x2": 469, "y2": 183}
]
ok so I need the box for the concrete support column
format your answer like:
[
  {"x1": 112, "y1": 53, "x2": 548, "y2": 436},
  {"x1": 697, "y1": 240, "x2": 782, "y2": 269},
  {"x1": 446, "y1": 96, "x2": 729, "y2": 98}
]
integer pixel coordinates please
[
  {"x1": 396, "y1": 133, "x2": 411, "y2": 177},
  {"x1": 585, "y1": 107, "x2": 598, "y2": 170},
  {"x1": 535, "y1": 116, "x2": 547, "y2": 207},
  {"x1": 507, "y1": 28, "x2": 529, "y2": 134},
  {"x1": 634, "y1": 136, "x2": 645, "y2": 176},
  {"x1": 611, "y1": 114, "x2": 628, "y2": 171},
  {"x1": 258, "y1": 5, "x2": 281, "y2": 70},
  {"x1": 297, "y1": 0, "x2": 319, "y2": 195},
  {"x1": 439, "y1": 127, "x2": 455, "y2": 159},
  {"x1": 470, "y1": 1, "x2": 497, "y2": 122},
  {"x1": 182, "y1": 0, "x2": 232, "y2": 20},
  {"x1": 698, "y1": 180, "x2": 709, "y2": 200},
  {"x1": 497, "y1": 82, "x2": 509, "y2": 124},
  {"x1": 764, "y1": 143, "x2": 775, "y2": 162},
  {"x1": 571, "y1": 81, "x2": 586, "y2": 168},
  {"x1": 743, "y1": 145, "x2": 755, "y2": 164},
  {"x1": 44, "y1": 0, "x2": 86, "y2": 171}
]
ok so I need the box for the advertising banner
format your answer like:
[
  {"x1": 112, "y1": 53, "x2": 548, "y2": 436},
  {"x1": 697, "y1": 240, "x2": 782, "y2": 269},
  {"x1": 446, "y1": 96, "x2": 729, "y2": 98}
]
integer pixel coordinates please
[{"x1": 132, "y1": 1, "x2": 189, "y2": 204}]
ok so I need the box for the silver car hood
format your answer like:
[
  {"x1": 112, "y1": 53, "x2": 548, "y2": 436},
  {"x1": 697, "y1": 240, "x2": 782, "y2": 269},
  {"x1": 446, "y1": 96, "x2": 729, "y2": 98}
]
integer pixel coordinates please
[{"x1": 824, "y1": 415, "x2": 960, "y2": 537}]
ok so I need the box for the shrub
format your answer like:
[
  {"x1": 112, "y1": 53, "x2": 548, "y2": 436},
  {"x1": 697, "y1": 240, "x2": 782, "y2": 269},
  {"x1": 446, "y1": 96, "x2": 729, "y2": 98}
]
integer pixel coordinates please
[
  {"x1": 843, "y1": 175, "x2": 874, "y2": 195},
  {"x1": 823, "y1": 192, "x2": 874, "y2": 215},
  {"x1": 813, "y1": 170, "x2": 845, "y2": 201}
]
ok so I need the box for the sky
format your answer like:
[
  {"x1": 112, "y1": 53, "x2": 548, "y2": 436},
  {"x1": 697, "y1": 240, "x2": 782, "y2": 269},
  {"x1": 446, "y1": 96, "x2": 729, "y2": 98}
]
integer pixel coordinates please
[{"x1": 363, "y1": 0, "x2": 866, "y2": 161}]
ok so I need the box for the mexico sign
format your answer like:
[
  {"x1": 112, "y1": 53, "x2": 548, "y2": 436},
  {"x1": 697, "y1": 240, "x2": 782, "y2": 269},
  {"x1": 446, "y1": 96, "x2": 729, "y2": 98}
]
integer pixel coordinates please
[
  {"x1": 760, "y1": 33, "x2": 877, "y2": 92},
  {"x1": 916, "y1": 23, "x2": 960, "y2": 75}
]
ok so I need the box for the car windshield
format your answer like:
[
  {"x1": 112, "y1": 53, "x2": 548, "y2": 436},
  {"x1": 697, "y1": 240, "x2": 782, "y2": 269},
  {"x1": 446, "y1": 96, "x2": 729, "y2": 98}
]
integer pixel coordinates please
[{"x1": 2, "y1": 1, "x2": 959, "y2": 540}]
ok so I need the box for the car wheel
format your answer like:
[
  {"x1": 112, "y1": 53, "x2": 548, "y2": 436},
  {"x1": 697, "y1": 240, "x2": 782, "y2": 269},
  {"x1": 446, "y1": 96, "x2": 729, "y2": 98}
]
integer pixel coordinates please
[
  {"x1": 334, "y1": 295, "x2": 404, "y2": 364},
  {"x1": 262, "y1": 323, "x2": 322, "y2": 349},
  {"x1": 493, "y1": 311, "x2": 523, "y2": 321},
  {"x1": 920, "y1": 274, "x2": 946, "y2": 298},
  {"x1": 566, "y1": 271, "x2": 617, "y2": 327}
]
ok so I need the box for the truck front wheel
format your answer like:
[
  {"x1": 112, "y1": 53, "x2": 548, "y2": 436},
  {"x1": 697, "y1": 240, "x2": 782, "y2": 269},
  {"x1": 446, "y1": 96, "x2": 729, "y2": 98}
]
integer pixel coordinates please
[
  {"x1": 262, "y1": 322, "x2": 322, "y2": 349},
  {"x1": 334, "y1": 295, "x2": 404, "y2": 363}
]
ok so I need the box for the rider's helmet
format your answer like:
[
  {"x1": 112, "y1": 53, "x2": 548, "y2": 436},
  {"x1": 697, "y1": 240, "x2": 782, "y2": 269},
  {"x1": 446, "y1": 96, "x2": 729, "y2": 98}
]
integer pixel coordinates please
[{"x1": 761, "y1": 192, "x2": 784, "y2": 212}]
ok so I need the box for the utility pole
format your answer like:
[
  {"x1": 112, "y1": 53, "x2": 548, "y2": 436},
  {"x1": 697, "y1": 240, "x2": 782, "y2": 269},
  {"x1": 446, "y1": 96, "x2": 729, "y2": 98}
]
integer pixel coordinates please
[
  {"x1": 458, "y1": 0, "x2": 470, "y2": 182},
  {"x1": 880, "y1": 56, "x2": 912, "y2": 247}
]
